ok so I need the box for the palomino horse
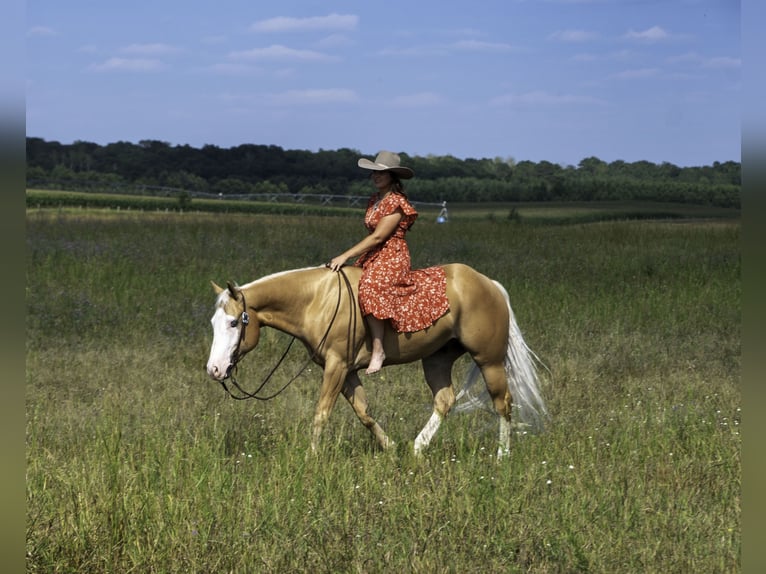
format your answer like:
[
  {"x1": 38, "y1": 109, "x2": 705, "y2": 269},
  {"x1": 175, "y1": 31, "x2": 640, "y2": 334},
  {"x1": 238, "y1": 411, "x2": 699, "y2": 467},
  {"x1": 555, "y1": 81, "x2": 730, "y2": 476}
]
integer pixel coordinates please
[{"x1": 206, "y1": 264, "x2": 548, "y2": 457}]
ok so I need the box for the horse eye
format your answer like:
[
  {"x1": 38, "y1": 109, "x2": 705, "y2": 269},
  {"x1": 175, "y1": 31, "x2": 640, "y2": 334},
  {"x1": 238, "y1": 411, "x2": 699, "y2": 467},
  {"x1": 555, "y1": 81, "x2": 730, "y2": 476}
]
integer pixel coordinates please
[{"x1": 230, "y1": 319, "x2": 238, "y2": 328}]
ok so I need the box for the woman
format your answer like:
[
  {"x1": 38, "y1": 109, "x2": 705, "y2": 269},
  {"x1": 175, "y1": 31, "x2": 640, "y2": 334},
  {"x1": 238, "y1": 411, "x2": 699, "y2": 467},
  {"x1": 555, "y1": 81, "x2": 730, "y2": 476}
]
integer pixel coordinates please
[{"x1": 327, "y1": 151, "x2": 449, "y2": 374}]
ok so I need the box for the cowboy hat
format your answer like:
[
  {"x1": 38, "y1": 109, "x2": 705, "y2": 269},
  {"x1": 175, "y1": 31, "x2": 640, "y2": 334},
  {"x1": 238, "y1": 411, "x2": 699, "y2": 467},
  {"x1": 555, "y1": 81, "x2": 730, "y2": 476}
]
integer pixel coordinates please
[{"x1": 357, "y1": 151, "x2": 414, "y2": 179}]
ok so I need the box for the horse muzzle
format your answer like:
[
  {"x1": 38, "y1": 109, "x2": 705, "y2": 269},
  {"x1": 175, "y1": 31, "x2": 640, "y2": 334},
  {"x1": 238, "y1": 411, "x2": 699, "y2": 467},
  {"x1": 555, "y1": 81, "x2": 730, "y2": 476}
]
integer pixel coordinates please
[{"x1": 206, "y1": 361, "x2": 234, "y2": 381}]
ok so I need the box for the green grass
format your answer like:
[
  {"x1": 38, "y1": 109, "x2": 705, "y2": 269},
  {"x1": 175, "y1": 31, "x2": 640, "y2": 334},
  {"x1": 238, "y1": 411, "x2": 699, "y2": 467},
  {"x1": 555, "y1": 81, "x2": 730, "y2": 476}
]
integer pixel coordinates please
[{"x1": 26, "y1": 207, "x2": 740, "y2": 573}]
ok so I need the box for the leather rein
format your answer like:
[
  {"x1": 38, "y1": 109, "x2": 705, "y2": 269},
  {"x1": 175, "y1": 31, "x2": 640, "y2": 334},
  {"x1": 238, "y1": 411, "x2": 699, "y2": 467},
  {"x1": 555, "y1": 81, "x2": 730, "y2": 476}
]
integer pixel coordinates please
[{"x1": 218, "y1": 268, "x2": 358, "y2": 401}]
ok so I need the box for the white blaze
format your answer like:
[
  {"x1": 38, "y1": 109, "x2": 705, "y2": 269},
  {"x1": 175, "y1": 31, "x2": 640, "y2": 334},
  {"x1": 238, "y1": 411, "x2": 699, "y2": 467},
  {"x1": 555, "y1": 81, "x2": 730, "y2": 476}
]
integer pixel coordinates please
[{"x1": 206, "y1": 306, "x2": 240, "y2": 380}]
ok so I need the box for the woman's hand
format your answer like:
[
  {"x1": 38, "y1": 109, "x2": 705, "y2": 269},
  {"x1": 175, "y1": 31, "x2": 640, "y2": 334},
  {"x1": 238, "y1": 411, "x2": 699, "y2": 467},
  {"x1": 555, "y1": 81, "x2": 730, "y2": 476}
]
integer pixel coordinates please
[{"x1": 327, "y1": 255, "x2": 347, "y2": 272}]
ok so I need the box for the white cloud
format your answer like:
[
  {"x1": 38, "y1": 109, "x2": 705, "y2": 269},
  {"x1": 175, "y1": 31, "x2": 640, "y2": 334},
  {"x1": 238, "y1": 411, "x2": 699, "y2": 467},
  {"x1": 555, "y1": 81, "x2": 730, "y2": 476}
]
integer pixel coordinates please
[
  {"x1": 315, "y1": 34, "x2": 354, "y2": 48},
  {"x1": 389, "y1": 92, "x2": 445, "y2": 108},
  {"x1": 666, "y1": 51, "x2": 702, "y2": 65},
  {"x1": 491, "y1": 90, "x2": 607, "y2": 106},
  {"x1": 121, "y1": 43, "x2": 181, "y2": 55},
  {"x1": 571, "y1": 49, "x2": 633, "y2": 62},
  {"x1": 667, "y1": 52, "x2": 741, "y2": 70},
  {"x1": 703, "y1": 57, "x2": 741, "y2": 69},
  {"x1": 228, "y1": 44, "x2": 335, "y2": 62},
  {"x1": 377, "y1": 45, "x2": 448, "y2": 57},
  {"x1": 218, "y1": 89, "x2": 357, "y2": 107},
  {"x1": 612, "y1": 67, "x2": 660, "y2": 79},
  {"x1": 208, "y1": 63, "x2": 263, "y2": 76},
  {"x1": 382, "y1": 37, "x2": 522, "y2": 57},
  {"x1": 548, "y1": 29, "x2": 597, "y2": 43},
  {"x1": 251, "y1": 13, "x2": 358, "y2": 33},
  {"x1": 453, "y1": 40, "x2": 516, "y2": 52},
  {"x1": 623, "y1": 26, "x2": 670, "y2": 42},
  {"x1": 89, "y1": 58, "x2": 165, "y2": 72},
  {"x1": 268, "y1": 88, "x2": 358, "y2": 105},
  {"x1": 27, "y1": 26, "x2": 55, "y2": 37}
]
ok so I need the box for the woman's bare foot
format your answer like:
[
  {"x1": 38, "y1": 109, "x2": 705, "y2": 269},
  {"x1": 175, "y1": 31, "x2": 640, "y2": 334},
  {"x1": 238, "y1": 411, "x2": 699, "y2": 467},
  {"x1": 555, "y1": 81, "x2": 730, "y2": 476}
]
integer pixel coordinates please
[
  {"x1": 366, "y1": 351, "x2": 385, "y2": 374},
  {"x1": 365, "y1": 316, "x2": 386, "y2": 374}
]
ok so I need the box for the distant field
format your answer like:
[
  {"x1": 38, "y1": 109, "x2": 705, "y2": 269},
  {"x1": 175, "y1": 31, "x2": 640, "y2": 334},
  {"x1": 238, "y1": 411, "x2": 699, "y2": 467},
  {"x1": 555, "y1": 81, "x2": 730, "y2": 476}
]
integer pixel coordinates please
[
  {"x1": 26, "y1": 188, "x2": 740, "y2": 224},
  {"x1": 26, "y1": 207, "x2": 740, "y2": 572},
  {"x1": 440, "y1": 200, "x2": 740, "y2": 223}
]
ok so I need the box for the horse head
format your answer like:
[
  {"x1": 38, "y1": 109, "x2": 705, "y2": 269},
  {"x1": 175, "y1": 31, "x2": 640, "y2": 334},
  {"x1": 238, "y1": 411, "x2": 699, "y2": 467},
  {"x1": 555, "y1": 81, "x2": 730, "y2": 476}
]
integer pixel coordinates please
[{"x1": 206, "y1": 281, "x2": 261, "y2": 381}]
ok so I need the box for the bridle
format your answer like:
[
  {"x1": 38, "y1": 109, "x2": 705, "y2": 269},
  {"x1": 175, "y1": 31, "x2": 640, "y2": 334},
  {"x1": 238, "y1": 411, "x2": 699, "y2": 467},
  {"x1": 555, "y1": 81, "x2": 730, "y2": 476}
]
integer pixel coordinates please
[{"x1": 218, "y1": 267, "x2": 358, "y2": 401}]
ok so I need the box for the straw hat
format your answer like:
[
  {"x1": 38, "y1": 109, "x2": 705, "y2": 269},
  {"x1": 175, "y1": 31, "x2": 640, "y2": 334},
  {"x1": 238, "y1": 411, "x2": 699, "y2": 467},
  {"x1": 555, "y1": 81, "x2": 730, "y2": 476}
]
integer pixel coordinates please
[{"x1": 357, "y1": 151, "x2": 414, "y2": 179}]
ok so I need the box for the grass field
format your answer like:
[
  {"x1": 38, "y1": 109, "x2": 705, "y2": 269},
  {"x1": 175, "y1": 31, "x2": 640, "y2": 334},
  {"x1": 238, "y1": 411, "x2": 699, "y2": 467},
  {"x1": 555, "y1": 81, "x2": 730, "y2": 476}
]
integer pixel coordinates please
[{"x1": 26, "y1": 205, "x2": 740, "y2": 572}]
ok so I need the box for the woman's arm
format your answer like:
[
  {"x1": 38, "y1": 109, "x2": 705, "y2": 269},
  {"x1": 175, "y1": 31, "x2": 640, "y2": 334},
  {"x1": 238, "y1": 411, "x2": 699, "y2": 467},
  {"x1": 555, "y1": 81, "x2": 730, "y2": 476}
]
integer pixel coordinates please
[{"x1": 327, "y1": 210, "x2": 403, "y2": 271}]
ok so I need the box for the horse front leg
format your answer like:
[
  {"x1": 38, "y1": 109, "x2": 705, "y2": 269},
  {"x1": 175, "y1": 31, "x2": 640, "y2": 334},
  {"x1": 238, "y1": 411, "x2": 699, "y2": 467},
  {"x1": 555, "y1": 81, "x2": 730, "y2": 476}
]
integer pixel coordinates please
[
  {"x1": 311, "y1": 361, "x2": 347, "y2": 454},
  {"x1": 341, "y1": 371, "x2": 394, "y2": 450}
]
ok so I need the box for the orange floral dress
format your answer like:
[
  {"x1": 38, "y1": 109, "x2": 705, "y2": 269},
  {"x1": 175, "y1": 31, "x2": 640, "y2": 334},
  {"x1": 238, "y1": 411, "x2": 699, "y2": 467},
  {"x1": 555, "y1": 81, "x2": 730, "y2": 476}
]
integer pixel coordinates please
[{"x1": 354, "y1": 191, "x2": 449, "y2": 333}]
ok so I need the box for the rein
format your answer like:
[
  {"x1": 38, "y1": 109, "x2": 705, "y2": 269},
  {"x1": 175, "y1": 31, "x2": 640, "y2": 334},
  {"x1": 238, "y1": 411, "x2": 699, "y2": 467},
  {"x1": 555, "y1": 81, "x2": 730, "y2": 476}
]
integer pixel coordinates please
[{"x1": 219, "y1": 267, "x2": 358, "y2": 401}]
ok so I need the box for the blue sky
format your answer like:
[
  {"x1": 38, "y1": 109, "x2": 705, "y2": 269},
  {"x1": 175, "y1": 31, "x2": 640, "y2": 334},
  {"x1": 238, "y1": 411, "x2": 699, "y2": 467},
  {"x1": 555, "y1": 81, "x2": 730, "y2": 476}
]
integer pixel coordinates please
[{"x1": 26, "y1": 0, "x2": 740, "y2": 167}]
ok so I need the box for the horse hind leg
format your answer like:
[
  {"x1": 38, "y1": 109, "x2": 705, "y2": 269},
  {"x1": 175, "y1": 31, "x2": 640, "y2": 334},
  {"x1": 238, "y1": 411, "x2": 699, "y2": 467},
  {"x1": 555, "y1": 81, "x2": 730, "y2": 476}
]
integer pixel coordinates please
[
  {"x1": 479, "y1": 362, "x2": 514, "y2": 458},
  {"x1": 414, "y1": 347, "x2": 461, "y2": 456},
  {"x1": 341, "y1": 371, "x2": 394, "y2": 450}
]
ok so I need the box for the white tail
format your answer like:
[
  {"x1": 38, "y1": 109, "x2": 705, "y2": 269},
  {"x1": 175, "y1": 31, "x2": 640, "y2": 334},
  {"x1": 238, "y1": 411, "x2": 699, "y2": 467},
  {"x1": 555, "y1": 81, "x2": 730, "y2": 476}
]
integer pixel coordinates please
[{"x1": 454, "y1": 280, "x2": 549, "y2": 432}]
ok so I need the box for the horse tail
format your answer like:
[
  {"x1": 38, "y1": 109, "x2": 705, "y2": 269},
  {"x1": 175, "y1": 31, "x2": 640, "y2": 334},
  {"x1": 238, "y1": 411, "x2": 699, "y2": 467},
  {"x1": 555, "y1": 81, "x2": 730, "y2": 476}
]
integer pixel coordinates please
[{"x1": 454, "y1": 280, "x2": 549, "y2": 433}]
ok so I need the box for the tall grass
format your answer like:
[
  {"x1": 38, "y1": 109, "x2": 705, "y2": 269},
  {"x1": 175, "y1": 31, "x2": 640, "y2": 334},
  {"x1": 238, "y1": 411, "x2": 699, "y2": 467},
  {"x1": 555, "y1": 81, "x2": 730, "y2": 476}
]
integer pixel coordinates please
[{"x1": 26, "y1": 207, "x2": 740, "y2": 572}]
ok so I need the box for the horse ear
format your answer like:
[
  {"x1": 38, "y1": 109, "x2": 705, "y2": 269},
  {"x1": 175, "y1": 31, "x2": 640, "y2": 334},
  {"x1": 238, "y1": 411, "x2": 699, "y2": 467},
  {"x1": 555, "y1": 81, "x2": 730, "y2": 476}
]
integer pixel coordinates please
[
  {"x1": 226, "y1": 281, "x2": 239, "y2": 297},
  {"x1": 211, "y1": 281, "x2": 224, "y2": 295}
]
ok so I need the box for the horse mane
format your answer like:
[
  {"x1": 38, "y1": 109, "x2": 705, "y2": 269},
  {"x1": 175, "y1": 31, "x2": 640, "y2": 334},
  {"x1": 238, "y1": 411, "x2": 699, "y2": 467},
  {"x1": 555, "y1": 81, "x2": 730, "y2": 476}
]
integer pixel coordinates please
[
  {"x1": 239, "y1": 266, "x2": 327, "y2": 291},
  {"x1": 214, "y1": 267, "x2": 325, "y2": 308}
]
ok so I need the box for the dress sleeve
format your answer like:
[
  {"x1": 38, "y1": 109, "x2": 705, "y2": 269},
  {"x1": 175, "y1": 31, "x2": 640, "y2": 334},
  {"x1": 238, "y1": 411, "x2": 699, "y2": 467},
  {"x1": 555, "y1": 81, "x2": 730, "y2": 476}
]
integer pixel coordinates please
[{"x1": 380, "y1": 193, "x2": 418, "y2": 218}]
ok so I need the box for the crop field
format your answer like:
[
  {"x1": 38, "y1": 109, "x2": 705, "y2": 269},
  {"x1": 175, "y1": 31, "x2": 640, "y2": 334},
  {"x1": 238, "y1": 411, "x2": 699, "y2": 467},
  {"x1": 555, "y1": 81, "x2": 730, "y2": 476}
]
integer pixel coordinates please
[{"x1": 26, "y1": 204, "x2": 740, "y2": 572}]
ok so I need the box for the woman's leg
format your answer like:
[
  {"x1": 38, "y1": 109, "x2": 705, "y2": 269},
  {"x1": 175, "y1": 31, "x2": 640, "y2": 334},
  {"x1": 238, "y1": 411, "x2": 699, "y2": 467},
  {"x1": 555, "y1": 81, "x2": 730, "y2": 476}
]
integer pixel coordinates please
[{"x1": 366, "y1": 316, "x2": 386, "y2": 374}]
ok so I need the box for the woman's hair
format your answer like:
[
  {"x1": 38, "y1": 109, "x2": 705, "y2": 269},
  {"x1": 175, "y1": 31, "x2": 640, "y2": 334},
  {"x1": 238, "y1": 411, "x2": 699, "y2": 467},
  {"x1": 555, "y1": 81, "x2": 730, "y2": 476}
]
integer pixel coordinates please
[{"x1": 389, "y1": 172, "x2": 407, "y2": 197}]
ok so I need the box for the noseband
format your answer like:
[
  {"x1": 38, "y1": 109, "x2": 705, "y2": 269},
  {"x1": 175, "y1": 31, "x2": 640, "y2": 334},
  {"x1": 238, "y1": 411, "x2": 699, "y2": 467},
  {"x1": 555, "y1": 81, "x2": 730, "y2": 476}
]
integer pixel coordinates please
[{"x1": 230, "y1": 294, "x2": 250, "y2": 369}]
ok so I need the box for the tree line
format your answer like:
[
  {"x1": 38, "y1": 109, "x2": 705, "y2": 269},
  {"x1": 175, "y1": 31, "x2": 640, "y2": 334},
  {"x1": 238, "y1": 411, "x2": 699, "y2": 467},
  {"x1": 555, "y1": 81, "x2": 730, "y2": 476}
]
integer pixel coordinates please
[{"x1": 26, "y1": 137, "x2": 741, "y2": 207}]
